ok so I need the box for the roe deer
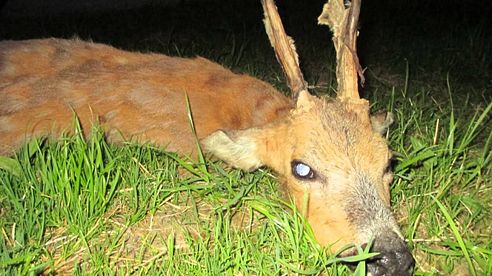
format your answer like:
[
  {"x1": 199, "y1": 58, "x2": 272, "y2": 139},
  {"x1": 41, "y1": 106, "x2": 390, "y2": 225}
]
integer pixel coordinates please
[{"x1": 0, "y1": 0, "x2": 414, "y2": 274}]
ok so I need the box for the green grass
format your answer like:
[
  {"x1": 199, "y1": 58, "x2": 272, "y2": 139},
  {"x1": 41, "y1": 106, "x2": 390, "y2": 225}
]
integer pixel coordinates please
[
  {"x1": 1, "y1": 0, "x2": 492, "y2": 274},
  {"x1": 386, "y1": 88, "x2": 492, "y2": 275},
  {"x1": 0, "y1": 125, "x2": 367, "y2": 274}
]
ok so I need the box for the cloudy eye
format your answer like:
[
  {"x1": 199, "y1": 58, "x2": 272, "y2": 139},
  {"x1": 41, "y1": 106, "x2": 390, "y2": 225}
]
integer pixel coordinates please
[{"x1": 291, "y1": 160, "x2": 316, "y2": 180}]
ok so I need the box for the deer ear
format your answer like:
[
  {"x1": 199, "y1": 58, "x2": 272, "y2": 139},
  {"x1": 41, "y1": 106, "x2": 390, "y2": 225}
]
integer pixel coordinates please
[
  {"x1": 370, "y1": 111, "x2": 394, "y2": 135},
  {"x1": 201, "y1": 129, "x2": 263, "y2": 171}
]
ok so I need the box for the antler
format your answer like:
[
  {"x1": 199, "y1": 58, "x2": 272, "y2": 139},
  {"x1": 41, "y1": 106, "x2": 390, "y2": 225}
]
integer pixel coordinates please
[
  {"x1": 318, "y1": 0, "x2": 364, "y2": 99},
  {"x1": 262, "y1": 0, "x2": 364, "y2": 100},
  {"x1": 261, "y1": 0, "x2": 308, "y2": 99}
]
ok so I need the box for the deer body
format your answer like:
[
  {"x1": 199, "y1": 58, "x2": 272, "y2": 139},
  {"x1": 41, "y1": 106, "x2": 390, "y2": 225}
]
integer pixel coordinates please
[
  {"x1": 1, "y1": 38, "x2": 413, "y2": 275},
  {"x1": 0, "y1": 38, "x2": 292, "y2": 155}
]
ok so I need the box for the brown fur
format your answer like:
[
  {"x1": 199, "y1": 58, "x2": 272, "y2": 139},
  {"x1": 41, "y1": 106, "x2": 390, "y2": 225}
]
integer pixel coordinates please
[
  {"x1": 1, "y1": 38, "x2": 400, "y2": 252},
  {"x1": 0, "y1": 38, "x2": 292, "y2": 155}
]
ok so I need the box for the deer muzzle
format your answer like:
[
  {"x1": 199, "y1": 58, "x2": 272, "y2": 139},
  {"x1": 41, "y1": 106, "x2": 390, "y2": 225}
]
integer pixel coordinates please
[{"x1": 344, "y1": 175, "x2": 414, "y2": 275}]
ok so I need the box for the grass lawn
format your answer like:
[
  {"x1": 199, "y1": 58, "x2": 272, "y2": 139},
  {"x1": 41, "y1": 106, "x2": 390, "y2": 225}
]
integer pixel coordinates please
[{"x1": 1, "y1": 0, "x2": 491, "y2": 274}]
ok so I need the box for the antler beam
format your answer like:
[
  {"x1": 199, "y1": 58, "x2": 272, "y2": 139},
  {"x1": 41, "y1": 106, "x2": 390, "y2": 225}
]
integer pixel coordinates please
[
  {"x1": 318, "y1": 0, "x2": 364, "y2": 99},
  {"x1": 261, "y1": 0, "x2": 308, "y2": 99}
]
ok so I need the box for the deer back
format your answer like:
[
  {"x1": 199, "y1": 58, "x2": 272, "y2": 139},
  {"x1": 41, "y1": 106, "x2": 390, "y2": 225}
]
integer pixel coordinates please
[{"x1": 0, "y1": 38, "x2": 293, "y2": 155}]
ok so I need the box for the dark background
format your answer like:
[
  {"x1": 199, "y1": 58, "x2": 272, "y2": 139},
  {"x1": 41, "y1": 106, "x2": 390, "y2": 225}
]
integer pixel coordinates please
[{"x1": 1, "y1": 0, "x2": 491, "y2": 101}]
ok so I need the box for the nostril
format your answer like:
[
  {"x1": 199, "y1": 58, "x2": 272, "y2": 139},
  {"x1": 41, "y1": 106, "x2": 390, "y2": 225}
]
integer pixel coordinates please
[{"x1": 366, "y1": 236, "x2": 415, "y2": 276}]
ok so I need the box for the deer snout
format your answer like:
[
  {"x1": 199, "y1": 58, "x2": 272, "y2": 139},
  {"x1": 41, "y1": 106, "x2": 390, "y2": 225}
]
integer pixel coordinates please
[{"x1": 366, "y1": 231, "x2": 414, "y2": 276}]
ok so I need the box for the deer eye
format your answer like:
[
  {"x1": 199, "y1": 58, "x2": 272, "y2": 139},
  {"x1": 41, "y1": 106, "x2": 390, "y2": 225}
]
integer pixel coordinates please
[{"x1": 291, "y1": 160, "x2": 316, "y2": 180}]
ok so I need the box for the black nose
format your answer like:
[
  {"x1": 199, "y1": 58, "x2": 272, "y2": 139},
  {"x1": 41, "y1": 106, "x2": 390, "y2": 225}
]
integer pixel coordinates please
[{"x1": 366, "y1": 232, "x2": 415, "y2": 276}]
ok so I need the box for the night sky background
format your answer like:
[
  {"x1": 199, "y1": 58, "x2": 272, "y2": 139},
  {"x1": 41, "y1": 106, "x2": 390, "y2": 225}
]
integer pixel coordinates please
[{"x1": 1, "y1": 0, "x2": 491, "y2": 101}]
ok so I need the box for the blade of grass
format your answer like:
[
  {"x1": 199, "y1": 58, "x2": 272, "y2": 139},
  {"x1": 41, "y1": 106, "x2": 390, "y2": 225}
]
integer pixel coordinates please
[{"x1": 431, "y1": 195, "x2": 476, "y2": 276}]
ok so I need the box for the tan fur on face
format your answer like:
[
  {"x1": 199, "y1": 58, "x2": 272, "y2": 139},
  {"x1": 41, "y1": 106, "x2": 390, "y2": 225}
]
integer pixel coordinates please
[{"x1": 262, "y1": 93, "x2": 395, "y2": 251}]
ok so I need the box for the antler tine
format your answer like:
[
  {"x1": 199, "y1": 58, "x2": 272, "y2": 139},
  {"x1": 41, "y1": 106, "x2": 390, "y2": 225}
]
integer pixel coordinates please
[
  {"x1": 261, "y1": 0, "x2": 308, "y2": 100},
  {"x1": 318, "y1": 0, "x2": 363, "y2": 100}
]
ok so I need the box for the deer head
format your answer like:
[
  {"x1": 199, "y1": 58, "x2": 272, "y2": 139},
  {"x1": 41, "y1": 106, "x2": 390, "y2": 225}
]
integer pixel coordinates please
[{"x1": 203, "y1": 0, "x2": 414, "y2": 275}]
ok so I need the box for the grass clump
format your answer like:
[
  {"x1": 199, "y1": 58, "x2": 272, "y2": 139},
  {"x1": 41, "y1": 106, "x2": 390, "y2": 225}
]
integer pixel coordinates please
[{"x1": 0, "y1": 123, "x2": 373, "y2": 274}]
